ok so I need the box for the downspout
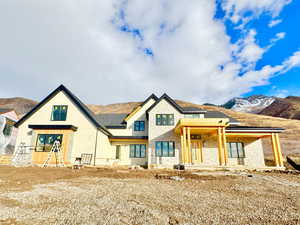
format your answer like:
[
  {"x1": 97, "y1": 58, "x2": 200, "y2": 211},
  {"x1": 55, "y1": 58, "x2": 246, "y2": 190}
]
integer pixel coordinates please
[{"x1": 94, "y1": 129, "x2": 99, "y2": 166}]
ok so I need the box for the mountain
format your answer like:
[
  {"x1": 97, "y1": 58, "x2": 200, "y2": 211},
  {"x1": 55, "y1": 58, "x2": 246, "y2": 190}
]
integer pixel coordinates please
[
  {"x1": 0, "y1": 97, "x2": 37, "y2": 117},
  {"x1": 222, "y1": 95, "x2": 276, "y2": 113},
  {"x1": 259, "y1": 96, "x2": 300, "y2": 120},
  {"x1": 1, "y1": 96, "x2": 300, "y2": 157}
]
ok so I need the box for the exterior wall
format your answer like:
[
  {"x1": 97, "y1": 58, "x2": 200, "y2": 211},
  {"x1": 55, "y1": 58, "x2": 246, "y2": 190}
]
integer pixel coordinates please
[
  {"x1": 14, "y1": 91, "x2": 101, "y2": 164},
  {"x1": 226, "y1": 137, "x2": 265, "y2": 168},
  {"x1": 108, "y1": 141, "x2": 148, "y2": 166},
  {"x1": 108, "y1": 98, "x2": 156, "y2": 137},
  {"x1": 148, "y1": 99, "x2": 183, "y2": 166},
  {"x1": 201, "y1": 137, "x2": 219, "y2": 166}
]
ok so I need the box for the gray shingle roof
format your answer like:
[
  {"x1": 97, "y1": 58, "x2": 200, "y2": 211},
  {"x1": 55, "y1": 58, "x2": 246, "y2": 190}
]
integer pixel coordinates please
[
  {"x1": 181, "y1": 107, "x2": 204, "y2": 112},
  {"x1": 95, "y1": 114, "x2": 128, "y2": 127},
  {"x1": 204, "y1": 111, "x2": 239, "y2": 123}
]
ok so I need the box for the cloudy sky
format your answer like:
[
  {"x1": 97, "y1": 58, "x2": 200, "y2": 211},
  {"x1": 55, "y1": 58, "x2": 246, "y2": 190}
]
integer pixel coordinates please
[{"x1": 0, "y1": 0, "x2": 300, "y2": 105}]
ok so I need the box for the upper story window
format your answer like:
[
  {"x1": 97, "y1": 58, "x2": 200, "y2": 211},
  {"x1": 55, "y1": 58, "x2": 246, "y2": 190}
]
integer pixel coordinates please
[
  {"x1": 134, "y1": 121, "x2": 145, "y2": 131},
  {"x1": 227, "y1": 142, "x2": 245, "y2": 158},
  {"x1": 51, "y1": 105, "x2": 68, "y2": 121},
  {"x1": 184, "y1": 114, "x2": 201, "y2": 118},
  {"x1": 156, "y1": 114, "x2": 174, "y2": 126}
]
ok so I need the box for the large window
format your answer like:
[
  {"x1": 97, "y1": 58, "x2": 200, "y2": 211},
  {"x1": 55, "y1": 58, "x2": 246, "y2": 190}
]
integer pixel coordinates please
[
  {"x1": 184, "y1": 114, "x2": 201, "y2": 118},
  {"x1": 156, "y1": 114, "x2": 174, "y2": 126},
  {"x1": 51, "y1": 105, "x2": 68, "y2": 121},
  {"x1": 130, "y1": 144, "x2": 146, "y2": 158},
  {"x1": 36, "y1": 134, "x2": 63, "y2": 152},
  {"x1": 227, "y1": 142, "x2": 245, "y2": 158},
  {"x1": 155, "y1": 141, "x2": 175, "y2": 157},
  {"x1": 134, "y1": 121, "x2": 145, "y2": 131}
]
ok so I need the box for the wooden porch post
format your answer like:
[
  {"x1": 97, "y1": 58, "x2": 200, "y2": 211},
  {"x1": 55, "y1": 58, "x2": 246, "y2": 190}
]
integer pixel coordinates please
[
  {"x1": 187, "y1": 127, "x2": 191, "y2": 164},
  {"x1": 271, "y1": 133, "x2": 279, "y2": 167},
  {"x1": 217, "y1": 127, "x2": 224, "y2": 166},
  {"x1": 183, "y1": 127, "x2": 187, "y2": 164},
  {"x1": 180, "y1": 129, "x2": 185, "y2": 164},
  {"x1": 274, "y1": 133, "x2": 284, "y2": 167},
  {"x1": 222, "y1": 127, "x2": 228, "y2": 165}
]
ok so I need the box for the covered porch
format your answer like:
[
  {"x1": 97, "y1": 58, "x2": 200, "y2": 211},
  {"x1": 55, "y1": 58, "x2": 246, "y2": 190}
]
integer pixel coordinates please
[{"x1": 174, "y1": 118, "x2": 284, "y2": 169}]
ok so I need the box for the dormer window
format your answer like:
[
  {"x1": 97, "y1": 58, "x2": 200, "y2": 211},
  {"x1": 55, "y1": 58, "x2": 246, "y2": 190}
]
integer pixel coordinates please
[
  {"x1": 51, "y1": 105, "x2": 68, "y2": 121},
  {"x1": 134, "y1": 121, "x2": 145, "y2": 131}
]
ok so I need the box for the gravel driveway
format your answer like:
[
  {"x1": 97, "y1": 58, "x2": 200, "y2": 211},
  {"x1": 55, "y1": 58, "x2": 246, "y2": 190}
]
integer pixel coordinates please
[{"x1": 0, "y1": 167, "x2": 299, "y2": 225}]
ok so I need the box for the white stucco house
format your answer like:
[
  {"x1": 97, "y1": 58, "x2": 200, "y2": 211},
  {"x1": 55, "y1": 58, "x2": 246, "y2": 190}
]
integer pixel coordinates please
[{"x1": 14, "y1": 85, "x2": 285, "y2": 169}]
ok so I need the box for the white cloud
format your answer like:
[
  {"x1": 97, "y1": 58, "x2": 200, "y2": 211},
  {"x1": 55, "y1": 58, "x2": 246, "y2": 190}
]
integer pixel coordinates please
[
  {"x1": 221, "y1": 0, "x2": 291, "y2": 24},
  {"x1": 269, "y1": 19, "x2": 282, "y2": 27},
  {"x1": 0, "y1": 0, "x2": 298, "y2": 105}
]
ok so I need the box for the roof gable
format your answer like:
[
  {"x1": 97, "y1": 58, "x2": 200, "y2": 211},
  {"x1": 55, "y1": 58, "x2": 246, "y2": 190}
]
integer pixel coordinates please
[
  {"x1": 146, "y1": 93, "x2": 206, "y2": 115},
  {"x1": 124, "y1": 93, "x2": 158, "y2": 122},
  {"x1": 14, "y1": 85, "x2": 111, "y2": 136}
]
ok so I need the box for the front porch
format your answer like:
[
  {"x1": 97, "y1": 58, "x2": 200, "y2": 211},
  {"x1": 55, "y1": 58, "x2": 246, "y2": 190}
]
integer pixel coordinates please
[{"x1": 175, "y1": 118, "x2": 285, "y2": 169}]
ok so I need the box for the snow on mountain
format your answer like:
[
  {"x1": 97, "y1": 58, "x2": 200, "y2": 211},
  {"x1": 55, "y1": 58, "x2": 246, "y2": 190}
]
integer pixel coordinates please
[{"x1": 222, "y1": 95, "x2": 275, "y2": 113}]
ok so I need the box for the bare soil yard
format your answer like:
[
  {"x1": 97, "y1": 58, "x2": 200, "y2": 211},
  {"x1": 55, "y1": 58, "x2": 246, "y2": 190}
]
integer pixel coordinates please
[{"x1": 0, "y1": 166, "x2": 299, "y2": 225}]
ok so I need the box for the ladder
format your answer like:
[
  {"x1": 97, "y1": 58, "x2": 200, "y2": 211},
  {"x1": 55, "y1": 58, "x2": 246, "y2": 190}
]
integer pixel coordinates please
[
  {"x1": 43, "y1": 140, "x2": 64, "y2": 167},
  {"x1": 12, "y1": 143, "x2": 33, "y2": 166}
]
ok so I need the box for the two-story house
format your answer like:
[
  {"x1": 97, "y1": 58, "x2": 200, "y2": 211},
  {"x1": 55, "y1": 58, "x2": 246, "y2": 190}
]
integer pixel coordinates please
[{"x1": 14, "y1": 85, "x2": 285, "y2": 169}]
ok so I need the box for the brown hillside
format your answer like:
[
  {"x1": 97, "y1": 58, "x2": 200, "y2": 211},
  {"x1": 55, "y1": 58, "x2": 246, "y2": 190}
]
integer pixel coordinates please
[
  {"x1": 0, "y1": 97, "x2": 37, "y2": 117},
  {"x1": 259, "y1": 96, "x2": 300, "y2": 120}
]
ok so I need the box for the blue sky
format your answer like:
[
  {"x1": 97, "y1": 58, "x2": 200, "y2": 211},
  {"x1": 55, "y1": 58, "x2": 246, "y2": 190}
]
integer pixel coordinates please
[
  {"x1": 215, "y1": 0, "x2": 300, "y2": 98},
  {"x1": 0, "y1": 1, "x2": 300, "y2": 104}
]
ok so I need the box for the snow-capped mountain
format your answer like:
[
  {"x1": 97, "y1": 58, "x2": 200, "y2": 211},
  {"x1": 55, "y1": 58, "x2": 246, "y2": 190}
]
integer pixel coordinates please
[{"x1": 222, "y1": 95, "x2": 276, "y2": 113}]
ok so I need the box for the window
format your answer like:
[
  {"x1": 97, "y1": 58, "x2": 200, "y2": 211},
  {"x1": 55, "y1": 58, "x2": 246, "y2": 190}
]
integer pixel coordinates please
[
  {"x1": 51, "y1": 105, "x2": 68, "y2": 121},
  {"x1": 36, "y1": 134, "x2": 63, "y2": 152},
  {"x1": 184, "y1": 114, "x2": 201, "y2": 118},
  {"x1": 155, "y1": 141, "x2": 175, "y2": 157},
  {"x1": 134, "y1": 121, "x2": 145, "y2": 131},
  {"x1": 227, "y1": 142, "x2": 245, "y2": 158},
  {"x1": 3, "y1": 120, "x2": 13, "y2": 136},
  {"x1": 130, "y1": 144, "x2": 146, "y2": 158},
  {"x1": 156, "y1": 114, "x2": 174, "y2": 126},
  {"x1": 116, "y1": 145, "x2": 121, "y2": 159}
]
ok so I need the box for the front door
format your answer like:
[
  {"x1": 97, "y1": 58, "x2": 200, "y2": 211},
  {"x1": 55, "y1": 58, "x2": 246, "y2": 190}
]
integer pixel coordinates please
[{"x1": 191, "y1": 141, "x2": 202, "y2": 164}]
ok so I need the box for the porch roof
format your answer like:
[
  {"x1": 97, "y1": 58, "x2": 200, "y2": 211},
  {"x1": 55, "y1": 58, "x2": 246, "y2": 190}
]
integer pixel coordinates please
[
  {"x1": 28, "y1": 124, "x2": 78, "y2": 131},
  {"x1": 174, "y1": 118, "x2": 230, "y2": 133}
]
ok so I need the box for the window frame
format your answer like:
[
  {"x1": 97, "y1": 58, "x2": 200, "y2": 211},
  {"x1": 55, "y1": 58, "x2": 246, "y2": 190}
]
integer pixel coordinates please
[
  {"x1": 227, "y1": 142, "x2": 245, "y2": 158},
  {"x1": 129, "y1": 144, "x2": 146, "y2": 158},
  {"x1": 3, "y1": 121, "x2": 13, "y2": 136},
  {"x1": 155, "y1": 114, "x2": 174, "y2": 126},
  {"x1": 134, "y1": 121, "x2": 145, "y2": 131},
  {"x1": 51, "y1": 105, "x2": 68, "y2": 121},
  {"x1": 155, "y1": 141, "x2": 175, "y2": 157},
  {"x1": 35, "y1": 134, "x2": 63, "y2": 152}
]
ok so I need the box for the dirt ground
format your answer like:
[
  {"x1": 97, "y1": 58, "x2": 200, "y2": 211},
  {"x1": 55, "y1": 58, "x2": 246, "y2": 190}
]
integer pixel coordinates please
[{"x1": 0, "y1": 166, "x2": 299, "y2": 225}]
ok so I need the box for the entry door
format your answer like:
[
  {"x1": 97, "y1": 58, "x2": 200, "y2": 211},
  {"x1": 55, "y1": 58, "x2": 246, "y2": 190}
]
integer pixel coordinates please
[{"x1": 191, "y1": 141, "x2": 202, "y2": 164}]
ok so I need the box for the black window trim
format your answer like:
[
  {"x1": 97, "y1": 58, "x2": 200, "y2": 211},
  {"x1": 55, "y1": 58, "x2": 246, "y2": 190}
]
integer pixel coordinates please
[
  {"x1": 134, "y1": 120, "x2": 145, "y2": 131},
  {"x1": 35, "y1": 134, "x2": 63, "y2": 152},
  {"x1": 155, "y1": 114, "x2": 174, "y2": 126},
  {"x1": 129, "y1": 144, "x2": 146, "y2": 158},
  {"x1": 51, "y1": 105, "x2": 68, "y2": 121},
  {"x1": 155, "y1": 141, "x2": 175, "y2": 157},
  {"x1": 227, "y1": 142, "x2": 245, "y2": 159}
]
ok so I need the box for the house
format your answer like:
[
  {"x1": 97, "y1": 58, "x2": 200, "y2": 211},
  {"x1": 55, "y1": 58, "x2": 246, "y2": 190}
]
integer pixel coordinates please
[
  {"x1": 0, "y1": 108, "x2": 18, "y2": 155},
  {"x1": 14, "y1": 85, "x2": 285, "y2": 169}
]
